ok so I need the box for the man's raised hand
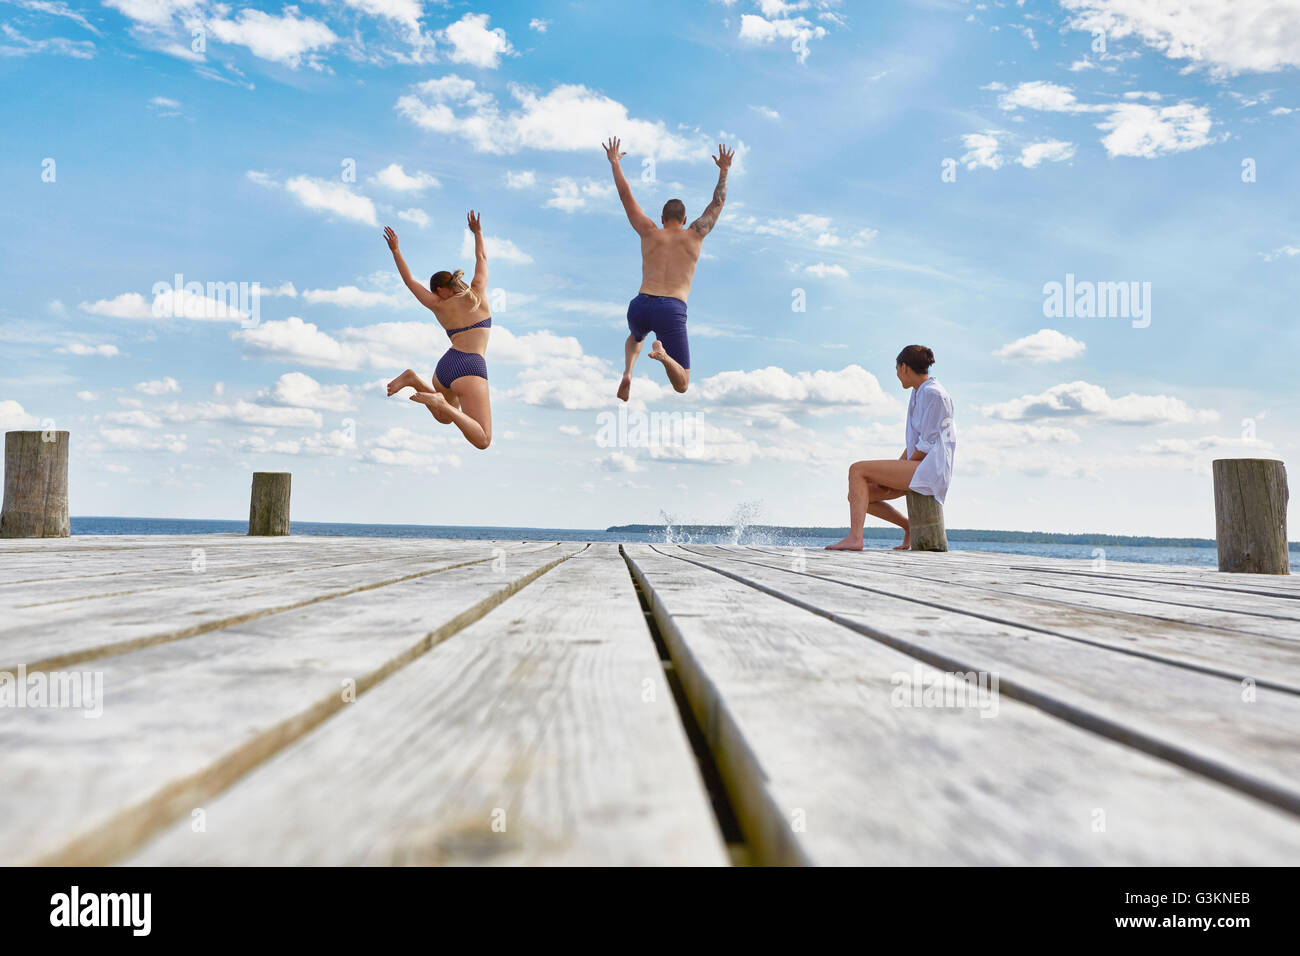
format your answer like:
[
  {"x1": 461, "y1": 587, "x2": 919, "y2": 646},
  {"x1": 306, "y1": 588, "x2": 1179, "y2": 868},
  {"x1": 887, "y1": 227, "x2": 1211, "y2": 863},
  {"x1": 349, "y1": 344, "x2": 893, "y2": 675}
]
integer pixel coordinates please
[
  {"x1": 714, "y1": 144, "x2": 735, "y2": 171},
  {"x1": 603, "y1": 137, "x2": 626, "y2": 164},
  {"x1": 467, "y1": 210, "x2": 482, "y2": 234},
  {"x1": 383, "y1": 226, "x2": 399, "y2": 251}
]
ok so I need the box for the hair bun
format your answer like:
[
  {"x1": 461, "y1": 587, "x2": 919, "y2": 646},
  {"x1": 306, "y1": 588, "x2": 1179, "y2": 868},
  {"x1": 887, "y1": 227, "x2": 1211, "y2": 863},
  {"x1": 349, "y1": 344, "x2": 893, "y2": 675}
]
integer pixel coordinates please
[{"x1": 450, "y1": 269, "x2": 464, "y2": 282}]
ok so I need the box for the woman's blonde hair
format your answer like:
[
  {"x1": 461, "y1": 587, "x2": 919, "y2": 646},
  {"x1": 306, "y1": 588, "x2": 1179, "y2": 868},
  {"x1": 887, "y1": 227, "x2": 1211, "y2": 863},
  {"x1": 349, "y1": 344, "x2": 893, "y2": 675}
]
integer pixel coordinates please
[{"x1": 430, "y1": 269, "x2": 481, "y2": 310}]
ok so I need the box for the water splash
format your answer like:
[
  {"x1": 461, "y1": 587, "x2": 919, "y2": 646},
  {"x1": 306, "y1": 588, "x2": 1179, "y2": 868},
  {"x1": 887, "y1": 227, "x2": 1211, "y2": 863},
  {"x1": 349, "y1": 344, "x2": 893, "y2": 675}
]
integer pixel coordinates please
[
  {"x1": 660, "y1": 509, "x2": 693, "y2": 545},
  {"x1": 726, "y1": 500, "x2": 765, "y2": 545}
]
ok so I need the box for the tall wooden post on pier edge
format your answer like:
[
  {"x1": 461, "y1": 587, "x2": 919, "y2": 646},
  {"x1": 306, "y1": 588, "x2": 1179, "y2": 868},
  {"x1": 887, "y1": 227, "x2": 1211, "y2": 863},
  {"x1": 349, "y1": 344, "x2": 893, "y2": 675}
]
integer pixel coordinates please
[
  {"x1": 1213, "y1": 458, "x2": 1289, "y2": 574},
  {"x1": 906, "y1": 492, "x2": 948, "y2": 552},
  {"x1": 1, "y1": 430, "x2": 70, "y2": 538},
  {"x1": 249, "y1": 472, "x2": 291, "y2": 536}
]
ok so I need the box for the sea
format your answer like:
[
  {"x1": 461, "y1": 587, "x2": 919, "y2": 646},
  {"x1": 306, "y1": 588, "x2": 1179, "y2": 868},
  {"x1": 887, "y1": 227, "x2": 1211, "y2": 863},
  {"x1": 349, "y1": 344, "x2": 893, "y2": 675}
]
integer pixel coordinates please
[{"x1": 68, "y1": 516, "x2": 1299, "y2": 571}]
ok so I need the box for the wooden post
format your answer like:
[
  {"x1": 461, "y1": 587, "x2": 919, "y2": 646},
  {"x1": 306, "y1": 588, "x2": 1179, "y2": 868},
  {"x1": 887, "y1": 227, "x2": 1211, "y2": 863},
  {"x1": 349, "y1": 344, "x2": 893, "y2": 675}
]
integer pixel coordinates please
[
  {"x1": 1213, "y1": 458, "x2": 1289, "y2": 574},
  {"x1": 1, "y1": 430, "x2": 70, "y2": 538},
  {"x1": 248, "y1": 472, "x2": 291, "y2": 536},
  {"x1": 906, "y1": 492, "x2": 948, "y2": 552}
]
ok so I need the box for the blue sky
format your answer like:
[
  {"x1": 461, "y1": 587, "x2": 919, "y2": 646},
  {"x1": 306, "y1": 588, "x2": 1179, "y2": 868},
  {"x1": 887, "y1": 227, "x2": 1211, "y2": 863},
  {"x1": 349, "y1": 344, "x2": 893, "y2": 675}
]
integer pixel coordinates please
[{"x1": 1, "y1": 0, "x2": 1297, "y2": 535}]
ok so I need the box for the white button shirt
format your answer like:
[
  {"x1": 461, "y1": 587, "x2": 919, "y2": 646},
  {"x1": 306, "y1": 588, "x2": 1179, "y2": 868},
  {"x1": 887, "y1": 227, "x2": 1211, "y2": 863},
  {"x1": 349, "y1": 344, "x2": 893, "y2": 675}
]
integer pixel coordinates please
[{"x1": 904, "y1": 377, "x2": 956, "y2": 505}]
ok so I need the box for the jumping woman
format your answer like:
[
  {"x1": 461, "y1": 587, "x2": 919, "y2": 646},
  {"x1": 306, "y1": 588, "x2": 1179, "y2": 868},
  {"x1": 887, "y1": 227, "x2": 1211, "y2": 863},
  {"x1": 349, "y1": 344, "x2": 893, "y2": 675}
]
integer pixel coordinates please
[
  {"x1": 383, "y1": 211, "x2": 492, "y2": 450},
  {"x1": 827, "y1": 345, "x2": 955, "y2": 551}
]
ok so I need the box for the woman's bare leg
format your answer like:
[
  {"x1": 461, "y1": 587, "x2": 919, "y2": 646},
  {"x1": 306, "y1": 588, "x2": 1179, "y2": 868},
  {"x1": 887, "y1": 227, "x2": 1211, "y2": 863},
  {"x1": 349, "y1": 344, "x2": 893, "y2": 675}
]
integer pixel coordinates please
[
  {"x1": 388, "y1": 368, "x2": 458, "y2": 423},
  {"x1": 410, "y1": 375, "x2": 491, "y2": 449},
  {"x1": 617, "y1": 334, "x2": 643, "y2": 402},
  {"x1": 826, "y1": 460, "x2": 920, "y2": 550}
]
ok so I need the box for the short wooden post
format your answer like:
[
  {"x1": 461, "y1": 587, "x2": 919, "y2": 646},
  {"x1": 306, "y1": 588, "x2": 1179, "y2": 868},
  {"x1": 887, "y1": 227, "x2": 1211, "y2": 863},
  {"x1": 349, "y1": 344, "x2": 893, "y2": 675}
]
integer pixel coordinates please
[
  {"x1": 1213, "y1": 458, "x2": 1289, "y2": 574},
  {"x1": 248, "y1": 472, "x2": 291, "y2": 536},
  {"x1": 1, "y1": 430, "x2": 70, "y2": 538},
  {"x1": 906, "y1": 491, "x2": 948, "y2": 552}
]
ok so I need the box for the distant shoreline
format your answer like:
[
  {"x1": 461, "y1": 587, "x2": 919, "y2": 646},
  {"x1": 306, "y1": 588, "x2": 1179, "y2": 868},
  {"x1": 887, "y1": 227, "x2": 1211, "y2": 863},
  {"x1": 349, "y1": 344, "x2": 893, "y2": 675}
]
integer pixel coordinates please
[{"x1": 606, "y1": 524, "x2": 1300, "y2": 551}]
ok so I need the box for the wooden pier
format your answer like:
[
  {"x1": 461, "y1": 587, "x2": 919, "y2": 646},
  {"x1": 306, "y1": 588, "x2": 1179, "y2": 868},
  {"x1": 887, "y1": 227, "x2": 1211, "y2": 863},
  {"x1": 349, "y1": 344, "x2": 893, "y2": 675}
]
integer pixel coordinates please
[{"x1": 1, "y1": 534, "x2": 1298, "y2": 866}]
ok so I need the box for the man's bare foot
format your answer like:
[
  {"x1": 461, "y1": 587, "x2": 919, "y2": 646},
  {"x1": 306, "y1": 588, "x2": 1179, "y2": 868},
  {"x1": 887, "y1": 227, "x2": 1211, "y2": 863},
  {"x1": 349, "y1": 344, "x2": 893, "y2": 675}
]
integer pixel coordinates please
[
  {"x1": 617, "y1": 374, "x2": 631, "y2": 402},
  {"x1": 410, "y1": 390, "x2": 454, "y2": 424},
  {"x1": 648, "y1": 341, "x2": 668, "y2": 364},
  {"x1": 826, "y1": 536, "x2": 864, "y2": 551},
  {"x1": 387, "y1": 369, "x2": 419, "y2": 396},
  {"x1": 892, "y1": 536, "x2": 911, "y2": 551}
]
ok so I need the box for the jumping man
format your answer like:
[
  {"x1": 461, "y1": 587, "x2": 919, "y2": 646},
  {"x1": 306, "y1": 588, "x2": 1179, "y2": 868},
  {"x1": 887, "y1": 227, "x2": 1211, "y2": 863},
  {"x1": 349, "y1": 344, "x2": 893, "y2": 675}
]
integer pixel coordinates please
[{"x1": 604, "y1": 136, "x2": 733, "y2": 401}]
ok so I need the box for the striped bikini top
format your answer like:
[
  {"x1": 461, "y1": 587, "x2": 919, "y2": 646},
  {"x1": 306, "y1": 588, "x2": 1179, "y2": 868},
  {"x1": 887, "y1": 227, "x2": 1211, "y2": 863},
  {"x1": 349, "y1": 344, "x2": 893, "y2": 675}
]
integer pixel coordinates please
[{"x1": 445, "y1": 316, "x2": 492, "y2": 338}]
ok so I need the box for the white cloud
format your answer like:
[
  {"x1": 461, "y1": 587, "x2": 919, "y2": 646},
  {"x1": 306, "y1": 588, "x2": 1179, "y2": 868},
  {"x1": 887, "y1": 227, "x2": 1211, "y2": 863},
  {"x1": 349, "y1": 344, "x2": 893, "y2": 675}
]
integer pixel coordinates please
[
  {"x1": 162, "y1": 399, "x2": 322, "y2": 429},
  {"x1": 302, "y1": 286, "x2": 403, "y2": 308},
  {"x1": 439, "y1": 12, "x2": 513, "y2": 68},
  {"x1": 982, "y1": 380, "x2": 1218, "y2": 425},
  {"x1": 205, "y1": 7, "x2": 338, "y2": 68},
  {"x1": 960, "y1": 131, "x2": 1004, "y2": 170},
  {"x1": 600, "y1": 451, "x2": 643, "y2": 473},
  {"x1": 529, "y1": 18, "x2": 549, "y2": 33},
  {"x1": 395, "y1": 75, "x2": 724, "y2": 161},
  {"x1": 135, "y1": 376, "x2": 181, "y2": 395},
  {"x1": 1019, "y1": 140, "x2": 1077, "y2": 167},
  {"x1": 99, "y1": 428, "x2": 187, "y2": 452},
  {"x1": 695, "y1": 365, "x2": 898, "y2": 416},
  {"x1": 0, "y1": 400, "x2": 38, "y2": 430},
  {"x1": 505, "y1": 169, "x2": 536, "y2": 189},
  {"x1": 283, "y1": 176, "x2": 378, "y2": 226},
  {"x1": 1059, "y1": 0, "x2": 1300, "y2": 76},
  {"x1": 79, "y1": 292, "x2": 152, "y2": 319},
  {"x1": 805, "y1": 262, "x2": 848, "y2": 278},
  {"x1": 76, "y1": 391, "x2": 97, "y2": 402},
  {"x1": 368, "y1": 162, "x2": 440, "y2": 192},
  {"x1": 57, "y1": 342, "x2": 121, "y2": 357},
  {"x1": 545, "y1": 176, "x2": 615, "y2": 212},
  {"x1": 1095, "y1": 102, "x2": 1215, "y2": 158},
  {"x1": 995, "y1": 329, "x2": 1087, "y2": 362},
  {"x1": 738, "y1": 14, "x2": 828, "y2": 64},
  {"x1": 965, "y1": 423, "x2": 1082, "y2": 446},
  {"x1": 460, "y1": 229, "x2": 533, "y2": 263},
  {"x1": 342, "y1": 0, "x2": 424, "y2": 35},
  {"x1": 750, "y1": 104, "x2": 781, "y2": 120},
  {"x1": 263, "y1": 372, "x2": 357, "y2": 412},
  {"x1": 235, "y1": 316, "x2": 357, "y2": 369},
  {"x1": 997, "y1": 81, "x2": 1218, "y2": 159},
  {"x1": 397, "y1": 208, "x2": 431, "y2": 229}
]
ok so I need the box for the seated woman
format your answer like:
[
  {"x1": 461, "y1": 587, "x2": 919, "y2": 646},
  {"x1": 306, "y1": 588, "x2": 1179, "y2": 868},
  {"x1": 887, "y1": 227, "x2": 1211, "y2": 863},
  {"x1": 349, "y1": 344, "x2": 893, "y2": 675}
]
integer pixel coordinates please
[
  {"x1": 383, "y1": 211, "x2": 493, "y2": 450},
  {"x1": 827, "y1": 345, "x2": 955, "y2": 551}
]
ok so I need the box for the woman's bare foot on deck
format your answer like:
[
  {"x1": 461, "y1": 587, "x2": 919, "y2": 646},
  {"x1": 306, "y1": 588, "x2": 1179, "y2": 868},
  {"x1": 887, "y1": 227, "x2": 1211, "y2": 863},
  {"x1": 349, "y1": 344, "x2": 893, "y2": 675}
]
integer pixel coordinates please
[
  {"x1": 409, "y1": 390, "x2": 454, "y2": 424},
  {"x1": 892, "y1": 535, "x2": 911, "y2": 551},
  {"x1": 387, "y1": 369, "x2": 420, "y2": 396},
  {"x1": 617, "y1": 374, "x2": 632, "y2": 402},
  {"x1": 826, "y1": 536, "x2": 864, "y2": 551}
]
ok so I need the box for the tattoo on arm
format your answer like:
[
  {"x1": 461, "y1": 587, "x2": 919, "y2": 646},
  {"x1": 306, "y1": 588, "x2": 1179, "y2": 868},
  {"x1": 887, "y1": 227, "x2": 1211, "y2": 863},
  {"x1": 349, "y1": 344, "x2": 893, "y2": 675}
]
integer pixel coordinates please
[{"x1": 691, "y1": 171, "x2": 728, "y2": 236}]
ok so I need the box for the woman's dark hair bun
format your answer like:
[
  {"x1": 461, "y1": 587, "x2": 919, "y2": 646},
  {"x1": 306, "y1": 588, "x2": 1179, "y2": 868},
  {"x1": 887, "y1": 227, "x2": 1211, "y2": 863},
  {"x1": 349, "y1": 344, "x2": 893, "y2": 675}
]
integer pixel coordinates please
[{"x1": 896, "y1": 344, "x2": 935, "y2": 375}]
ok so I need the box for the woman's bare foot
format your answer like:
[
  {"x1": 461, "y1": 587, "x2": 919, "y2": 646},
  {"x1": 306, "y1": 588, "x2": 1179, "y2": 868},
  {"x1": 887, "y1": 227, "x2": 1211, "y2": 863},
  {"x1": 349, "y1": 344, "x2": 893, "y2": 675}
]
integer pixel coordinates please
[
  {"x1": 410, "y1": 390, "x2": 454, "y2": 424},
  {"x1": 826, "y1": 536, "x2": 864, "y2": 551},
  {"x1": 892, "y1": 535, "x2": 911, "y2": 551},
  {"x1": 617, "y1": 374, "x2": 632, "y2": 402},
  {"x1": 387, "y1": 369, "x2": 419, "y2": 396}
]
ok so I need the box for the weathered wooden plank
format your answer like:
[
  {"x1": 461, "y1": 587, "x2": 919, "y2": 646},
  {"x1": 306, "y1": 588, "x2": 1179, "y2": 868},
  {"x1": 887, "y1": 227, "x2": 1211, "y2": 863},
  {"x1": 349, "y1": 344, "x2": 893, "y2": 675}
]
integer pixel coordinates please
[
  {"x1": 0, "y1": 544, "x2": 584, "y2": 865},
  {"x1": 0, "y1": 543, "x2": 465, "y2": 606},
  {"x1": 651, "y1": 545, "x2": 1300, "y2": 816},
  {"x1": 732, "y1": 545, "x2": 1300, "y2": 673},
  {"x1": 769, "y1": 546, "x2": 1300, "y2": 634},
  {"x1": 0, "y1": 541, "x2": 556, "y2": 673},
  {"x1": 127, "y1": 545, "x2": 727, "y2": 866},
  {"x1": 623, "y1": 545, "x2": 1300, "y2": 864}
]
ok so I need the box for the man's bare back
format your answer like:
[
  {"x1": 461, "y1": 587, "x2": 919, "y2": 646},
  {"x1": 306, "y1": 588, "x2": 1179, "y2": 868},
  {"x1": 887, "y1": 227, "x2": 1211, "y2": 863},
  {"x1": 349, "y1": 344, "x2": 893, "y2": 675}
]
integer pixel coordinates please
[
  {"x1": 638, "y1": 227, "x2": 704, "y2": 302},
  {"x1": 604, "y1": 137, "x2": 733, "y2": 399}
]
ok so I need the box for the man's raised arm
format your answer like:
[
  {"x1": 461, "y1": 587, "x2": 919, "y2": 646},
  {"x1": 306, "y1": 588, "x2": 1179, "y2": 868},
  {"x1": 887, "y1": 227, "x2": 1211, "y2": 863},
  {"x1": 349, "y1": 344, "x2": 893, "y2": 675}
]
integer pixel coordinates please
[
  {"x1": 690, "y1": 144, "x2": 734, "y2": 238},
  {"x1": 604, "y1": 136, "x2": 656, "y2": 236}
]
